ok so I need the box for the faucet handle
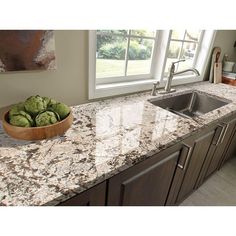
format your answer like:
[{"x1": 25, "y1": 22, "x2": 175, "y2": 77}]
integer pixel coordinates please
[
  {"x1": 170, "y1": 59, "x2": 186, "y2": 73},
  {"x1": 172, "y1": 59, "x2": 185, "y2": 66}
]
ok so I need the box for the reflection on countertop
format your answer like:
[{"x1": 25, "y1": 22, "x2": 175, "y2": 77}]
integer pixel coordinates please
[{"x1": 1, "y1": 81, "x2": 236, "y2": 206}]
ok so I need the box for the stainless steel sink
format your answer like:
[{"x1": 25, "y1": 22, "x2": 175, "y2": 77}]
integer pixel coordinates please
[{"x1": 148, "y1": 91, "x2": 231, "y2": 118}]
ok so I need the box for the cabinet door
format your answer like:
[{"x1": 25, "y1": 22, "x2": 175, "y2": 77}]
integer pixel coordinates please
[
  {"x1": 203, "y1": 118, "x2": 236, "y2": 180},
  {"x1": 175, "y1": 129, "x2": 216, "y2": 204},
  {"x1": 220, "y1": 125, "x2": 236, "y2": 166},
  {"x1": 107, "y1": 145, "x2": 186, "y2": 206},
  {"x1": 166, "y1": 144, "x2": 193, "y2": 205},
  {"x1": 58, "y1": 181, "x2": 106, "y2": 206}
]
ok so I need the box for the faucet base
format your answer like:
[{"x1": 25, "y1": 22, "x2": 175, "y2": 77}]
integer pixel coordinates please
[{"x1": 158, "y1": 88, "x2": 176, "y2": 94}]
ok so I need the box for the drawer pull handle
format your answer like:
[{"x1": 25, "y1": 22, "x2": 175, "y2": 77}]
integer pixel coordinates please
[
  {"x1": 214, "y1": 123, "x2": 228, "y2": 146},
  {"x1": 220, "y1": 123, "x2": 229, "y2": 144},
  {"x1": 178, "y1": 144, "x2": 192, "y2": 170}
]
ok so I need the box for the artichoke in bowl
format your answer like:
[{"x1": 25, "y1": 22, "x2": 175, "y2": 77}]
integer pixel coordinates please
[
  {"x1": 42, "y1": 96, "x2": 57, "y2": 107},
  {"x1": 9, "y1": 111, "x2": 34, "y2": 127},
  {"x1": 35, "y1": 111, "x2": 60, "y2": 127},
  {"x1": 24, "y1": 95, "x2": 47, "y2": 116},
  {"x1": 9, "y1": 102, "x2": 26, "y2": 118},
  {"x1": 50, "y1": 103, "x2": 70, "y2": 120}
]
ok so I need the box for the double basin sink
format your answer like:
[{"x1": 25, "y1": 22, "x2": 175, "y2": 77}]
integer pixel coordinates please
[{"x1": 148, "y1": 90, "x2": 231, "y2": 119}]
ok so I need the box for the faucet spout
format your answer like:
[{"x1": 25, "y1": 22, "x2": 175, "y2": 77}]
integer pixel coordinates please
[
  {"x1": 159, "y1": 59, "x2": 201, "y2": 94},
  {"x1": 151, "y1": 59, "x2": 200, "y2": 96},
  {"x1": 174, "y1": 68, "x2": 200, "y2": 76}
]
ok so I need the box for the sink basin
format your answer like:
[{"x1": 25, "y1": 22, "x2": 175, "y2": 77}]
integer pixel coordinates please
[{"x1": 148, "y1": 91, "x2": 231, "y2": 118}]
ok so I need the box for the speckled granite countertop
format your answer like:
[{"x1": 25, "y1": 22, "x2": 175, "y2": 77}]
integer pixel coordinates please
[{"x1": 1, "y1": 81, "x2": 236, "y2": 206}]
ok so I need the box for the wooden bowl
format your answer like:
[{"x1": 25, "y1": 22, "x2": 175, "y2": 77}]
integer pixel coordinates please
[{"x1": 1, "y1": 110, "x2": 73, "y2": 141}]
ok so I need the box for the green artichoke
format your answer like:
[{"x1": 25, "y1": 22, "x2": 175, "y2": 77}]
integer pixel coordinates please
[
  {"x1": 9, "y1": 111, "x2": 34, "y2": 127},
  {"x1": 24, "y1": 95, "x2": 47, "y2": 116},
  {"x1": 42, "y1": 96, "x2": 50, "y2": 106},
  {"x1": 50, "y1": 103, "x2": 70, "y2": 120},
  {"x1": 9, "y1": 102, "x2": 26, "y2": 118},
  {"x1": 42, "y1": 96, "x2": 57, "y2": 107},
  {"x1": 35, "y1": 111, "x2": 59, "y2": 127}
]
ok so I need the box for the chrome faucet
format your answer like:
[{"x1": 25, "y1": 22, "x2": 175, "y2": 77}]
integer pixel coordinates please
[{"x1": 159, "y1": 59, "x2": 200, "y2": 94}]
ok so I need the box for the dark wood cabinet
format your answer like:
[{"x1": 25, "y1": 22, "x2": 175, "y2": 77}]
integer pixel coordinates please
[
  {"x1": 171, "y1": 128, "x2": 216, "y2": 204},
  {"x1": 107, "y1": 144, "x2": 187, "y2": 206},
  {"x1": 220, "y1": 123, "x2": 236, "y2": 166},
  {"x1": 57, "y1": 181, "x2": 106, "y2": 206},
  {"x1": 198, "y1": 118, "x2": 236, "y2": 185},
  {"x1": 167, "y1": 115, "x2": 236, "y2": 205}
]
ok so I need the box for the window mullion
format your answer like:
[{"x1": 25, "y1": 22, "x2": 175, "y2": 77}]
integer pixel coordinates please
[
  {"x1": 176, "y1": 31, "x2": 186, "y2": 71},
  {"x1": 159, "y1": 30, "x2": 172, "y2": 81},
  {"x1": 183, "y1": 30, "x2": 187, "y2": 41},
  {"x1": 124, "y1": 30, "x2": 131, "y2": 76},
  {"x1": 149, "y1": 30, "x2": 159, "y2": 77},
  {"x1": 171, "y1": 39, "x2": 199, "y2": 43}
]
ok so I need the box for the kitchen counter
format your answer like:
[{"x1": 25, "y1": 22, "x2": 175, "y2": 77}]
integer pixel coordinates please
[{"x1": 1, "y1": 81, "x2": 236, "y2": 206}]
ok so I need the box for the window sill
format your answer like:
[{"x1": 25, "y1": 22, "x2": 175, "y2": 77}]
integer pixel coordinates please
[
  {"x1": 89, "y1": 76, "x2": 203, "y2": 99},
  {"x1": 97, "y1": 78, "x2": 156, "y2": 89}
]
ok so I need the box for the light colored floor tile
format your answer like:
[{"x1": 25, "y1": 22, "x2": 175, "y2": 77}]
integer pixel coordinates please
[{"x1": 181, "y1": 157, "x2": 236, "y2": 206}]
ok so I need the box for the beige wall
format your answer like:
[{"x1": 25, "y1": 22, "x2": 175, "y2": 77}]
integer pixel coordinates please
[
  {"x1": 213, "y1": 30, "x2": 236, "y2": 61},
  {"x1": 0, "y1": 30, "x2": 89, "y2": 112},
  {"x1": 0, "y1": 30, "x2": 236, "y2": 115},
  {"x1": 204, "y1": 30, "x2": 236, "y2": 80}
]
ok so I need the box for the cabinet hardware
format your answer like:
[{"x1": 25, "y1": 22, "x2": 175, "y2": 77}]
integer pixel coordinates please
[
  {"x1": 178, "y1": 144, "x2": 193, "y2": 170},
  {"x1": 219, "y1": 123, "x2": 229, "y2": 144},
  {"x1": 212, "y1": 124, "x2": 226, "y2": 146}
]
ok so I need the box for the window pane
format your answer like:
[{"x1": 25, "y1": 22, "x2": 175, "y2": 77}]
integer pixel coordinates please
[
  {"x1": 131, "y1": 30, "x2": 156, "y2": 37},
  {"x1": 180, "y1": 42, "x2": 197, "y2": 60},
  {"x1": 96, "y1": 35, "x2": 127, "y2": 78},
  {"x1": 165, "y1": 42, "x2": 197, "y2": 76},
  {"x1": 185, "y1": 30, "x2": 201, "y2": 42},
  {"x1": 171, "y1": 30, "x2": 185, "y2": 40},
  {"x1": 127, "y1": 38, "x2": 154, "y2": 75},
  {"x1": 167, "y1": 41, "x2": 181, "y2": 58},
  {"x1": 177, "y1": 42, "x2": 197, "y2": 73},
  {"x1": 177, "y1": 59, "x2": 194, "y2": 73},
  {"x1": 164, "y1": 41, "x2": 182, "y2": 75}
]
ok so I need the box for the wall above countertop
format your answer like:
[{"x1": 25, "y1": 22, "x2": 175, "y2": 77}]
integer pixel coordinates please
[
  {"x1": 204, "y1": 30, "x2": 236, "y2": 81},
  {"x1": 213, "y1": 30, "x2": 236, "y2": 62}
]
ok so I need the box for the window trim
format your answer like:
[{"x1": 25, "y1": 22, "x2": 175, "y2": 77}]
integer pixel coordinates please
[
  {"x1": 89, "y1": 30, "x2": 216, "y2": 100},
  {"x1": 95, "y1": 30, "x2": 159, "y2": 84}
]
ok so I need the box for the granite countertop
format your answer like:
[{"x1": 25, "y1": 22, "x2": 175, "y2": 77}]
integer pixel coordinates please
[{"x1": 1, "y1": 81, "x2": 236, "y2": 206}]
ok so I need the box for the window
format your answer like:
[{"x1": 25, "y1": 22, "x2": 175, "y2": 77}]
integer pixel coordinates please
[
  {"x1": 96, "y1": 30, "x2": 157, "y2": 83},
  {"x1": 89, "y1": 30, "x2": 216, "y2": 99},
  {"x1": 164, "y1": 30, "x2": 203, "y2": 77}
]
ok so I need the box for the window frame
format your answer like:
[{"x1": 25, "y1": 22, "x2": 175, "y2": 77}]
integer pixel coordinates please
[
  {"x1": 95, "y1": 30, "x2": 159, "y2": 84},
  {"x1": 162, "y1": 30, "x2": 205, "y2": 76},
  {"x1": 162, "y1": 30, "x2": 204, "y2": 80},
  {"x1": 89, "y1": 30, "x2": 216, "y2": 99}
]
